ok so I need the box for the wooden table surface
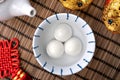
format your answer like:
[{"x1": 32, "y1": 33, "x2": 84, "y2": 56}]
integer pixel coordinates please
[{"x1": 0, "y1": 0, "x2": 120, "y2": 80}]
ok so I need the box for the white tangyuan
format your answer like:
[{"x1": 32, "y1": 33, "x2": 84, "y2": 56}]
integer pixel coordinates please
[
  {"x1": 54, "y1": 23, "x2": 72, "y2": 42},
  {"x1": 65, "y1": 37, "x2": 82, "y2": 56},
  {"x1": 46, "y1": 40, "x2": 64, "y2": 58}
]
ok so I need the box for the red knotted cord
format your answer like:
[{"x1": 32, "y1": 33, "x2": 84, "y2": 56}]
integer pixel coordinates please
[
  {"x1": 0, "y1": 38, "x2": 32, "y2": 80},
  {"x1": 0, "y1": 38, "x2": 19, "y2": 78}
]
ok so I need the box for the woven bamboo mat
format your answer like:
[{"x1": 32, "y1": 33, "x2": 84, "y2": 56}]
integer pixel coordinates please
[{"x1": 0, "y1": 0, "x2": 120, "y2": 80}]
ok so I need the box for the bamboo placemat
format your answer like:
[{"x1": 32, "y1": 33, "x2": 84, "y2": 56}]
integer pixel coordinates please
[{"x1": 0, "y1": 0, "x2": 120, "y2": 80}]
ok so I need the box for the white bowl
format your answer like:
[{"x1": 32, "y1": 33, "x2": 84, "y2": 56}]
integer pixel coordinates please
[{"x1": 33, "y1": 13, "x2": 95, "y2": 76}]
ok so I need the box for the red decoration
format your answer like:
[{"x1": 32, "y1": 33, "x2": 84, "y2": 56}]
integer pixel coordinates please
[
  {"x1": 12, "y1": 69, "x2": 32, "y2": 80},
  {"x1": 0, "y1": 38, "x2": 32, "y2": 80},
  {"x1": 0, "y1": 38, "x2": 19, "y2": 78},
  {"x1": 105, "y1": 0, "x2": 111, "y2": 5}
]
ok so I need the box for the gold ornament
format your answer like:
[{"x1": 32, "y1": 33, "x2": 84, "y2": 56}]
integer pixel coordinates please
[
  {"x1": 59, "y1": 0, "x2": 93, "y2": 10},
  {"x1": 103, "y1": 0, "x2": 120, "y2": 33}
]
